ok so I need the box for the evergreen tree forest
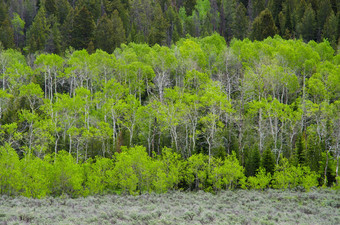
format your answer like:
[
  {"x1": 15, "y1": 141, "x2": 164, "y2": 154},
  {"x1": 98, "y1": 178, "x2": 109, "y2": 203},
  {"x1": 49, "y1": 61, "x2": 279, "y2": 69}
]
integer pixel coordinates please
[
  {"x1": 0, "y1": 0, "x2": 339, "y2": 198},
  {"x1": 0, "y1": 0, "x2": 339, "y2": 53}
]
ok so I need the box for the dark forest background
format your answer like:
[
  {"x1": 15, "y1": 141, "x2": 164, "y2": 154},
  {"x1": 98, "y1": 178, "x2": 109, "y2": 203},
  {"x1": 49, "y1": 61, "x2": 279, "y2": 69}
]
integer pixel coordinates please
[{"x1": 0, "y1": 0, "x2": 339, "y2": 54}]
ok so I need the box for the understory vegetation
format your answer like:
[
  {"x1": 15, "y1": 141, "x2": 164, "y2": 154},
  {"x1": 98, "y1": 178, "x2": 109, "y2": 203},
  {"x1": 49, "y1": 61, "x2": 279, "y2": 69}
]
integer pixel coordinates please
[
  {"x1": 0, "y1": 190, "x2": 339, "y2": 224},
  {"x1": 0, "y1": 34, "x2": 339, "y2": 197},
  {"x1": 0, "y1": 145, "x2": 322, "y2": 197}
]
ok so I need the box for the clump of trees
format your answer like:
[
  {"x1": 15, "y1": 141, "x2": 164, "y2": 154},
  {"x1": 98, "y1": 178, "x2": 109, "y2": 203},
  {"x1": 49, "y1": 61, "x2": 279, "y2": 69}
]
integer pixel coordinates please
[
  {"x1": 0, "y1": 145, "x2": 321, "y2": 198},
  {"x1": 0, "y1": 0, "x2": 339, "y2": 53},
  {"x1": 0, "y1": 34, "x2": 339, "y2": 196}
]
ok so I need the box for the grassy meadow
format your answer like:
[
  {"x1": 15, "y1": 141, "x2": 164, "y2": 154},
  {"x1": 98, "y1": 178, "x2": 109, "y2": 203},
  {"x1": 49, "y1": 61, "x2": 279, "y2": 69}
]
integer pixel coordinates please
[{"x1": 0, "y1": 189, "x2": 339, "y2": 225}]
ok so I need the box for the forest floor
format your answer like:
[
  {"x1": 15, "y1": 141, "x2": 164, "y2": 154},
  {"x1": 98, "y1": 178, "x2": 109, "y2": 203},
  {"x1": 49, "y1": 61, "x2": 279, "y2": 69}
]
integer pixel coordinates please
[{"x1": 0, "y1": 189, "x2": 339, "y2": 225}]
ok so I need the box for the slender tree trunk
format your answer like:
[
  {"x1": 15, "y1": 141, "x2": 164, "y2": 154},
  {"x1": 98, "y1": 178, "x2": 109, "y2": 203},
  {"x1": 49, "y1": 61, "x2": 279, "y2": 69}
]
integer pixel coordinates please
[
  {"x1": 69, "y1": 134, "x2": 72, "y2": 154},
  {"x1": 324, "y1": 149, "x2": 330, "y2": 186}
]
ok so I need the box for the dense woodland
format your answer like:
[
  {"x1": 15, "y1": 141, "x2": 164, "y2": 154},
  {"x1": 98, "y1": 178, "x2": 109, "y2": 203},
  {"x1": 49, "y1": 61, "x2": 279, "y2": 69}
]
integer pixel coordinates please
[
  {"x1": 0, "y1": 33, "x2": 339, "y2": 197},
  {"x1": 0, "y1": 0, "x2": 339, "y2": 54},
  {"x1": 0, "y1": 0, "x2": 340, "y2": 198}
]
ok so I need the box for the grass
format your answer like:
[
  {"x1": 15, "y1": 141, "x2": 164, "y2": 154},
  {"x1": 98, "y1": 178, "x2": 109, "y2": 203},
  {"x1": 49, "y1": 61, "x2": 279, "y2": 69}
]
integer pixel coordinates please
[{"x1": 0, "y1": 189, "x2": 339, "y2": 224}]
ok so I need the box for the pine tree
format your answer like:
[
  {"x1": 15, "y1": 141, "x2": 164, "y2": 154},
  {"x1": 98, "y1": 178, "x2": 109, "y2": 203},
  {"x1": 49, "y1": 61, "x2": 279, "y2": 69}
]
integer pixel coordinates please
[
  {"x1": 183, "y1": 0, "x2": 197, "y2": 16},
  {"x1": 231, "y1": 2, "x2": 249, "y2": 40},
  {"x1": 56, "y1": 0, "x2": 71, "y2": 24},
  {"x1": 252, "y1": 0, "x2": 266, "y2": 20},
  {"x1": 149, "y1": 3, "x2": 169, "y2": 45},
  {"x1": 94, "y1": 13, "x2": 115, "y2": 53},
  {"x1": 71, "y1": 6, "x2": 95, "y2": 50},
  {"x1": 26, "y1": 6, "x2": 49, "y2": 53},
  {"x1": 251, "y1": 8, "x2": 278, "y2": 41},
  {"x1": 0, "y1": 0, "x2": 7, "y2": 23},
  {"x1": 267, "y1": 0, "x2": 283, "y2": 26},
  {"x1": 297, "y1": 3, "x2": 316, "y2": 42},
  {"x1": 221, "y1": 0, "x2": 237, "y2": 41},
  {"x1": 45, "y1": 0, "x2": 57, "y2": 16},
  {"x1": 11, "y1": 13, "x2": 25, "y2": 48},
  {"x1": 104, "y1": 0, "x2": 129, "y2": 29},
  {"x1": 246, "y1": 146, "x2": 261, "y2": 176},
  {"x1": 317, "y1": 0, "x2": 332, "y2": 41},
  {"x1": 0, "y1": 1, "x2": 14, "y2": 49},
  {"x1": 45, "y1": 16, "x2": 62, "y2": 54},
  {"x1": 111, "y1": 10, "x2": 125, "y2": 49},
  {"x1": 261, "y1": 147, "x2": 275, "y2": 174},
  {"x1": 60, "y1": 7, "x2": 74, "y2": 51},
  {"x1": 295, "y1": 133, "x2": 306, "y2": 166},
  {"x1": 0, "y1": 18, "x2": 15, "y2": 49},
  {"x1": 165, "y1": 6, "x2": 183, "y2": 45},
  {"x1": 322, "y1": 10, "x2": 338, "y2": 48}
]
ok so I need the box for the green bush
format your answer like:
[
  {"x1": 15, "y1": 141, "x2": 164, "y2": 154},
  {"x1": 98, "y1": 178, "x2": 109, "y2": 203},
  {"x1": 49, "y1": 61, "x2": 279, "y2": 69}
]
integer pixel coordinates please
[
  {"x1": 83, "y1": 157, "x2": 114, "y2": 195},
  {"x1": 110, "y1": 146, "x2": 154, "y2": 195},
  {"x1": 154, "y1": 147, "x2": 183, "y2": 192},
  {"x1": 47, "y1": 151, "x2": 84, "y2": 197},
  {"x1": 20, "y1": 154, "x2": 51, "y2": 198},
  {"x1": 247, "y1": 168, "x2": 272, "y2": 190},
  {"x1": 0, "y1": 144, "x2": 22, "y2": 195},
  {"x1": 184, "y1": 153, "x2": 210, "y2": 190},
  {"x1": 272, "y1": 158, "x2": 319, "y2": 191},
  {"x1": 216, "y1": 152, "x2": 245, "y2": 190}
]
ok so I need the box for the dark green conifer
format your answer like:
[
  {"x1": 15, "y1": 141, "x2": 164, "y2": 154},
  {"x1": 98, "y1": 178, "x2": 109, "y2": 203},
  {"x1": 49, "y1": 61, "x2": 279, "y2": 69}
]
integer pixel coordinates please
[
  {"x1": 71, "y1": 6, "x2": 95, "y2": 50},
  {"x1": 231, "y1": 3, "x2": 249, "y2": 40},
  {"x1": 295, "y1": 133, "x2": 306, "y2": 166},
  {"x1": 45, "y1": 0, "x2": 57, "y2": 16},
  {"x1": 149, "y1": 3, "x2": 169, "y2": 45},
  {"x1": 297, "y1": 3, "x2": 316, "y2": 41},
  {"x1": 251, "y1": 8, "x2": 278, "y2": 41},
  {"x1": 45, "y1": 16, "x2": 62, "y2": 54},
  {"x1": 322, "y1": 10, "x2": 338, "y2": 48},
  {"x1": 261, "y1": 147, "x2": 275, "y2": 174},
  {"x1": 95, "y1": 13, "x2": 115, "y2": 53},
  {"x1": 245, "y1": 146, "x2": 261, "y2": 176},
  {"x1": 111, "y1": 10, "x2": 125, "y2": 49},
  {"x1": 0, "y1": 1, "x2": 14, "y2": 49},
  {"x1": 26, "y1": 6, "x2": 49, "y2": 53}
]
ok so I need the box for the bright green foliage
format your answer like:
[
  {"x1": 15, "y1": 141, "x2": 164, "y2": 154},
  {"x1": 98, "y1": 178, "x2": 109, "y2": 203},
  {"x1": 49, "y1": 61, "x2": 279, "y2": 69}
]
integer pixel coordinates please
[
  {"x1": 20, "y1": 155, "x2": 51, "y2": 198},
  {"x1": 19, "y1": 83, "x2": 44, "y2": 112},
  {"x1": 272, "y1": 158, "x2": 319, "y2": 191},
  {"x1": 211, "y1": 152, "x2": 245, "y2": 190},
  {"x1": 0, "y1": 144, "x2": 22, "y2": 195},
  {"x1": 83, "y1": 157, "x2": 114, "y2": 195},
  {"x1": 0, "y1": 34, "x2": 339, "y2": 197},
  {"x1": 247, "y1": 168, "x2": 272, "y2": 190},
  {"x1": 156, "y1": 147, "x2": 183, "y2": 192},
  {"x1": 184, "y1": 153, "x2": 209, "y2": 190},
  {"x1": 110, "y1": 146, "x2": 153, "y2": 195},
  {"x1": 178, "y1": 38, "x2": 207, "y2": 70},
  {"x1": 48, "y1": 151, "x2": 84, "y2": 197}
]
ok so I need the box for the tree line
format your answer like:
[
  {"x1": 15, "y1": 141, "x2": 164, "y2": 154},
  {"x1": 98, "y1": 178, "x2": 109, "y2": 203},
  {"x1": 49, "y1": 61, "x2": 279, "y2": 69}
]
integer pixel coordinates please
[
  {"x1": 1, "y1": 145, "x2": 320, "y2": 198},
  {"x1": 0, "y1": 34, "x2": 339, "y2": 190},
  {"x1": 0, "y1": 0, "x2": 339, "y2": 54}
]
